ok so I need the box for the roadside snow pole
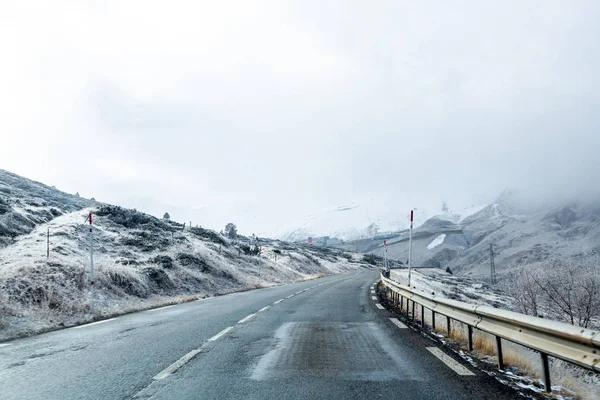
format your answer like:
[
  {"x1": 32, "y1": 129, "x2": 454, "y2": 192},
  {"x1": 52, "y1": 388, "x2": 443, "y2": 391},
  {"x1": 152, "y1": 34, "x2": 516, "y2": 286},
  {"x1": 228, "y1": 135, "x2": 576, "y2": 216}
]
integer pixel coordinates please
[
  {"x1": 47, "y1": 228, "x2": 49, "y2": 258},
  {"x1": 88, "y1": 212, "x2": 95, "y2": 313},
  {"x1": 408, "y1": 210, "x2": 413, "y2": 287},
  {"x1": 383, "y1": 240, "x2": 388, "y2": 270}
]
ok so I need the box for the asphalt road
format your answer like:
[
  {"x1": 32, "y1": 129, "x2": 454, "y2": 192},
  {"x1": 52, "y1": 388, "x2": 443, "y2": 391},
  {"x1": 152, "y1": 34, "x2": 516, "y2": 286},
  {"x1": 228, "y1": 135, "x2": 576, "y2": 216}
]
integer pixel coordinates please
[{"x1": 0, "y1": 270, "x2": 520, "y2": 399}]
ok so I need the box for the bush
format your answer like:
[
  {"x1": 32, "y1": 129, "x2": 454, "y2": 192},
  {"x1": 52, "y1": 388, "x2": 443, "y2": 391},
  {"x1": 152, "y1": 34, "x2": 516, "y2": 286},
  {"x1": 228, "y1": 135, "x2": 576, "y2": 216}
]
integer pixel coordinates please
[
  {"x1": 362, "y1": 253, "x2": 382, "y2": 265},
  {"x1": 502, "y1": 259, "x2": 600, "y2": 328},
  {"x1": 96, "y1": 206, "x2": 168, "y2": 230},
  {"x1": 189, "y1": 227, "x2": 227, "y2": 246}
]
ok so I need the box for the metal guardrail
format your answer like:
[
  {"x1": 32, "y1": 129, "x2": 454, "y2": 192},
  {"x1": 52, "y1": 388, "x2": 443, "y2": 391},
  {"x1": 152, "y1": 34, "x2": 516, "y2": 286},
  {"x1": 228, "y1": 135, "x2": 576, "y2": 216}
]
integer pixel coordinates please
[{"x1": 379, "y1": 273, "x2": 600, "y2": 392}]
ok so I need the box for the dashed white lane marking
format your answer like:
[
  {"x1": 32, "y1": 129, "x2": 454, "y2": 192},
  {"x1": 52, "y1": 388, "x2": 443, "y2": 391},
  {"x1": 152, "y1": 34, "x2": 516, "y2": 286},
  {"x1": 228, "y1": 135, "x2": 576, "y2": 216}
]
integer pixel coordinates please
[
  {"x1": 375, "y1": 304, "x2": 385, "y2": 310},
  {"x1": 286, "y1": 295, "x2": 294, "y2": 299},
  {"x1": 209, "y1": 326, "x2": 233, "y2": 341},
  {"x1": 295, "y1": 291, "x2": 303, "y2": 295},
  {"x1": 370, "y1": 290, "x2": 376, "y2": 294},
  {"x1": 273, "y1": 299, "x2": 283, "y2": 304},
  {"x1": 72, "y1": 318, "x2": 117, "y2": 329},
  {"x1": 258, "y1": 306, "x2": 270, "y2": 312},
  {"x1": 389, "y1": 318, "x2": 408, "y2": 329},
  {"x1": 371, "y1": 296, "x2": 378, "y2": 301},
  {"x1": 147, "y1": 305, "x2": 176, "y2": 312},
  {"x1": 426, "y1": 347, "x2": 475, "y2": 376},
  {"x1": 0, "y1": 343, "x2": 12, "y2": 348},
  {"x1": 153, "y1": 348, "x2": 203, "y2": 380},
  {"x1": 238, "y1": 313, "x2": 256, "y2": 324}
]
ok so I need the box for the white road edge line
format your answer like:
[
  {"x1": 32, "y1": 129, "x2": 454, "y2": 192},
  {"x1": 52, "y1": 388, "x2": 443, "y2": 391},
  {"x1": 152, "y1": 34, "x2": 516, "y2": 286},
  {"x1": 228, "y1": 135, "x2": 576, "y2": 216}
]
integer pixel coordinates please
[
  {"x1": 153, "y1": 348, "x2": 202, "y2": 380},
  {"x1": 389, "y1": 318, "x2": 408, "y2": 329},
  {"x1": 375, "y1": 303, "x2": 385, "y2": 310},
  {"x1": 273, "y1": 299, "x2": 283, "y2": 304},
  {"x1": 0, "y1": 343, "x2": 12, "y2": 348},
  {"x1": 238, "y1": 314, "x2": 256, "y2": 324},
  {"x1": 426, "y1": 347, "x2": 475, "y2": 376},
  {"x1": 209, "y1": 326, "x2": 233, "y2": 341},
  {"x1": 258, "y1": 306, "x2": 270, "y2": 312},
  {"x1": 72, "y1": 318, "x2": 117, "y2": 329},
  {"x1": 371, "y1": 296, "x2": 378, "y2": 301},
  {"x1": 147, "y1": 305, "x2": 176, "y2": 312},
  {"x1": 370, "y1": 290, "x2": 376, "y2": 294}
]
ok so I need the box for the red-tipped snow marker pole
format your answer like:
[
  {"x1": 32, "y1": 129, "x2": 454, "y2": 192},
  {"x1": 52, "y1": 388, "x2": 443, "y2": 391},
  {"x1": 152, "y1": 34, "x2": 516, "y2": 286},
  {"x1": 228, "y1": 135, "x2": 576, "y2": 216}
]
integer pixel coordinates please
[
  {"x1": 383, "y1": 240, "x2": 388, "y2": 270},
  {"x1": 408, "y1": 210, "x2": 414, "y2": 287}
]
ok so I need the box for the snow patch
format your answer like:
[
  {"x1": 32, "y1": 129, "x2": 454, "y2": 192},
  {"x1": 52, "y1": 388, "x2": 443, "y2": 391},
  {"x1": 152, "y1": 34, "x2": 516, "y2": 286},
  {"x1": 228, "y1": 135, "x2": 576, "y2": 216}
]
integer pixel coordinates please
[{"x1": 427, "y1": 234, "x2": 446, "y2": 250}]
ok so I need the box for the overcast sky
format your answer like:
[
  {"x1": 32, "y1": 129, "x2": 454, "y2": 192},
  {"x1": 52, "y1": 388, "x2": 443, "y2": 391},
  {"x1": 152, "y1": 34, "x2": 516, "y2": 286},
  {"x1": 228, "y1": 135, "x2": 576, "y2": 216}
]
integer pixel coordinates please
[{"x1": 1, "y1": 1, "x2": 599, "y2": 236}]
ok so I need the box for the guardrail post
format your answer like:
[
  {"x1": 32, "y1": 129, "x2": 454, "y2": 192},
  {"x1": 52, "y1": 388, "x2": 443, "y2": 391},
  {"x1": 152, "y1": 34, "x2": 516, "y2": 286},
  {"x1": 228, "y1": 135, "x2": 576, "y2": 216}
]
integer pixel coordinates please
[
  {"x1": 496, "y1": 336, "x2": 504, "y2": 369},
  {"x1": 411, "y1": 300, "x2": 415, "y2": 321},
  {"x1": 541, "y1": 353, "x2": 551, "y2": 392},
  {"x1": 467, "y1": 326, "x2": 473, "y2": 351},
  {"x1": 447, "y1": 316, "x2": 451, "y2": 336},
  {"x1": 432, "y1": 310, "x2": 436, "y2": 330},
  {"x1": 420, "y1": 304, "x2": 425, "y2": 327}
]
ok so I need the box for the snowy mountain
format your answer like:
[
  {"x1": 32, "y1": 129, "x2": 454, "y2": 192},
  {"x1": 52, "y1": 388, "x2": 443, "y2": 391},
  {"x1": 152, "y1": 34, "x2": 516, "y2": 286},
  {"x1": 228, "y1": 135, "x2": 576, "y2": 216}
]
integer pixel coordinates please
[
  {"x1": 278, "y1": 202, "x2": 436, "y2": 242},
  {"x1": 342, "y1": 190, "x2": 600, "y2": 279}
]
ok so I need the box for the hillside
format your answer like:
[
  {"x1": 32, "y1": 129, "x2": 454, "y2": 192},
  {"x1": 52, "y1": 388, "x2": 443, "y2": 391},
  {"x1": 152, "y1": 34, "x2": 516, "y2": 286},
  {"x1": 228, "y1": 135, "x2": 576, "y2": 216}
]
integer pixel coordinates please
[
  {"x1": 0, "y1": 170, "x2": 372, "y2": 340},
  {"x1": 339, "y1": 190, "x2": 600, "y2": 280}
]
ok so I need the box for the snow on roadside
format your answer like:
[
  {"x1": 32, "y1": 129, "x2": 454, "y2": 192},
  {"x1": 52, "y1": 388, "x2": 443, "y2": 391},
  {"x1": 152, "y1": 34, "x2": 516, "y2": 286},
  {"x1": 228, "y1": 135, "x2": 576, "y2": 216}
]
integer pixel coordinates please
[{"x1": 390, "y1": 268, "x2": 512, "y2": 308}]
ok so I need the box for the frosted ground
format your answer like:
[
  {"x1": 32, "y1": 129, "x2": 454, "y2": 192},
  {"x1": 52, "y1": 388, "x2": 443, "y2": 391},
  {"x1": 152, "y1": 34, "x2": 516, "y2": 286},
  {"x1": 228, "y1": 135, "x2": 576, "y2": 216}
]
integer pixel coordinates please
[{"x1": 0, "y1": 170, "x2": 371, "y2": 340}]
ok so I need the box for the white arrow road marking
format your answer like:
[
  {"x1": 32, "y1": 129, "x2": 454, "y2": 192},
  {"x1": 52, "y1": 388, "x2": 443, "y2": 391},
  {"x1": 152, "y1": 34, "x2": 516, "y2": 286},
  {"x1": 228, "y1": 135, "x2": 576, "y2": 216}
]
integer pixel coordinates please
[
  {"x1": 238, "y1": 314, "x2": 256, "y2": 324},
  {"x1": 389, "y1": 318, "x2": 407, "y2": 329},
  {"x1": 72, "y1": 318, "x2": 117, "y2": 329},
  {"x1": 427, "y1": 347, "x2": 475, "y2": 376}
]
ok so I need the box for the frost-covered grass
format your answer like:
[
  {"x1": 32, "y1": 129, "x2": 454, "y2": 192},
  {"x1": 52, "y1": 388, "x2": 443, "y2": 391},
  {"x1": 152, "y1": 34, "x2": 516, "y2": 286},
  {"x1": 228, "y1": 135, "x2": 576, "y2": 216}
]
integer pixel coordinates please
[
  {"x1": 0, "y1": 208, "x2": 370, "y2": 341},
  {"x1": 388, "y1": 268, "x2": 600, "y2": 399}
]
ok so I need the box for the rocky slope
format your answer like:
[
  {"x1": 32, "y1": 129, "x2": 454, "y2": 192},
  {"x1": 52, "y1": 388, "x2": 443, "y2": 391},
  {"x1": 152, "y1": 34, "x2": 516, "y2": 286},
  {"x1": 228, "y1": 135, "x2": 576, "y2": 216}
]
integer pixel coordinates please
[{"x1": 339, "y1": 190, "x2": 600, "y2": 279}]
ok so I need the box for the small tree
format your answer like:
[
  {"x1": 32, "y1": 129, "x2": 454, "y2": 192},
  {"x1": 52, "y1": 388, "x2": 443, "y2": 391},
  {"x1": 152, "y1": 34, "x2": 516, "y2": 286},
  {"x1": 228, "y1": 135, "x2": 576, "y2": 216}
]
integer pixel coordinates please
[
  {"x1": 163, "y1": 212, "x2": 171, "y2": 220},
  {"x1": 445, "y1": 266, "x2": 453, "y2": 275},
  {"x1": 225, "y1": 223, "x2": 237, "y2": 239}
]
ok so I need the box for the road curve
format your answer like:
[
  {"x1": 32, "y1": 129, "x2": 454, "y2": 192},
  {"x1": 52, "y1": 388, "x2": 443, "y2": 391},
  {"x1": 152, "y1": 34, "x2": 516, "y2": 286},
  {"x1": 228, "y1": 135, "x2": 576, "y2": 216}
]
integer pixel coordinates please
[{"x1": 0, "y1": 270, "x2": 519, "y2": 399}]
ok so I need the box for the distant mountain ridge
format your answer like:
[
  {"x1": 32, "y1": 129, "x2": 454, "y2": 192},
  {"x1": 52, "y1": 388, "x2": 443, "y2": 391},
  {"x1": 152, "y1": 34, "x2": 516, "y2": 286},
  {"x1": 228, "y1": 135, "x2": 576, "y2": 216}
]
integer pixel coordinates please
[{"x1": 336, "y1": 190, "x2": 600, "y2": 279}]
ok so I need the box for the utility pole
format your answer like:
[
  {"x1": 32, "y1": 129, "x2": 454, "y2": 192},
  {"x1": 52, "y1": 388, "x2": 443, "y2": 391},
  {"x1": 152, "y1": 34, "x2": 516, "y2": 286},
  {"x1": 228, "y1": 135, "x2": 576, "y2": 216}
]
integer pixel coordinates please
[
  {"x1": 88, "y1": 212, "x2": 95, "y2": 313},
  {"x1": 490, "y1": 243, "x2": 496, "y2": 285},
  {"x1": 383, "y1": 240, "x2": 388, "y2": 270},
  {"x1": 408, "y1": 210, "x2": 414, "y2": 287}
]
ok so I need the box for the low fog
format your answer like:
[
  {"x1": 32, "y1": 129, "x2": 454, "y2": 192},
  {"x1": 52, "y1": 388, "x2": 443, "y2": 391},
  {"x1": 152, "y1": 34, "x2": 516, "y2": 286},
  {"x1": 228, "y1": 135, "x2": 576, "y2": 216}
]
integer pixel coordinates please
[{"x1": 1, "y1": 1, "x2": 599, "y2": 236}]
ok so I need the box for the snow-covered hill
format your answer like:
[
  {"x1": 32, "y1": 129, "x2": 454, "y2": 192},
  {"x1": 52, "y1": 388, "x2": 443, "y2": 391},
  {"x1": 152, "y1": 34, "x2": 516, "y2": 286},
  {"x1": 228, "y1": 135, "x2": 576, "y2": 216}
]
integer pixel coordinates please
[
  {"x1": 0, "y1": 170, "x2": 372, "y2": 340},
  {"x1": 278, "y1": 202, "x2": 436, "y2": 242},
  {"x1": 348, "y1": 190, "x2": 600, "y2": 279}
]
